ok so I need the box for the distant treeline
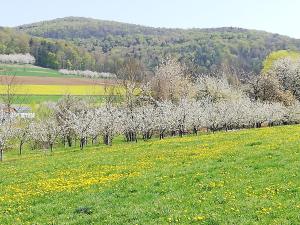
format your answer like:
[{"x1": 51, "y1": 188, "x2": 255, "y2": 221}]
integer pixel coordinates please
[
  {"x1": 0, "y1": 28, "x2": 102, "y2": 72},
  {"x1": 2, "y1": 17, "x2": 300, "y2": 76},
  {"x1": 17, "y1": 17, "x2": 300, "y2": 75}
]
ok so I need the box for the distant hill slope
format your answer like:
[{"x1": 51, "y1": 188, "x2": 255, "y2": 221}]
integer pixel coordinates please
[
  {"x1": 17, "y1": 17, "x2": 300, "y2": 74},
  {"x1": 0, "y1": 64, "x2": 63, "y2": 77},
  {"x1": 0, "y1": 27, "x2": 100, "y2": 73}
]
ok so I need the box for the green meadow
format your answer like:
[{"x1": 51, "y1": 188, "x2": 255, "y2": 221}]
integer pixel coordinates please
[
  {"x1": 10, "y1": 95, "x2": 108, "y2": 104},
  {"x1": 0, "y1": 125, "x2": 299, "y2": 224},
  {"x1": 0, "y1": 64, "x2": 66, "y2": 77}
]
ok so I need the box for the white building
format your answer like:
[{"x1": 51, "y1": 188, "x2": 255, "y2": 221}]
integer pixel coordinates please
[
  {"x1": 0, "y1": 105, "x2": 35, "y2": 120},
  {"x1": 14, "y1": 106, "x2": 35, "y2": 119}
]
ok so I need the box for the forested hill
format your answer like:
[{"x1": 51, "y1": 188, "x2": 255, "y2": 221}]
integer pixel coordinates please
[
  {"x1": 12, "y1": 17, "x2": 300, "y2": 74},
  {"x1": 0, "y1": 27, "x2": 98, "y2": 71}
]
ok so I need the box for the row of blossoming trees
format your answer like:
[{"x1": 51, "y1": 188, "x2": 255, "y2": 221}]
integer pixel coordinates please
[
  {"x1": 1, "y1": 57, "x2": 300, "y2": 160},
  {"x1": 0, "y1": 54, "x2": 35, "y2": 64},
  {"x1": 59, "y1": 69, "x2": 117, "y2": 79},
  {"x1": 0, "y1": 53, "x2": 118, "y2": 79}
]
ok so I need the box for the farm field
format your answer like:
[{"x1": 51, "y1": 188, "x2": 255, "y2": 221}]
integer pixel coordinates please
[
  {"x1": 0, "y1": 75, "x2": 116, "y2": 86},
  {"x1": 0, "y1": 64, "x2": 118, "y2": 103},
  {"x1": 10, "y1": 95, "x2": 108, "y2": 104},
  {"x1": 0, "y1": 84, "x2": 108, "y2": 95},
  {"x1": 0, "y1": 64, "x2": 66, "y2": 77},
  {"x1": 0, "y1": 65, "x2": 116, "y2": 85},
  {"x1": 1, "y1": 125, "x2": 299, "y2": 224}
]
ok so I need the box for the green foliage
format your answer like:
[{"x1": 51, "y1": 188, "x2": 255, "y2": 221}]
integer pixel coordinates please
[
  {"x1": 0, "y1": 64, "x2": 64, "y2": 77},
  {"x1": 263, "y1": 50, "x2": 300, "y2": 72},
  {"x1": 1, "y1": 125, "x2": 300, "y2": 224},
  {"x1": 17, "y1": 17, "x2": 300, "y2": 74},
  {"x1": 0, "y1": 27, "x2": 30, "y2": 54},
  {"x1": 29, "y1": 37, "x2": 95, "y2": 71},
  {"x1": 3, "y1": 17, "x2": 300, "y2": 76},
  {"x1": 0, "y1": 28, "x2": 98, "y2": 72}
]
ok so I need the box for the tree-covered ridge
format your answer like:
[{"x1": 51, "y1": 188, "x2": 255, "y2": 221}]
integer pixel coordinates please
[
  {"x1": 0, "y1": 27, "x2": 30, "y2": 54},
  {"x1": 0, "y1": 27, "x2": 98, "y2": 71},
  {"x1": 17, "y1": 17, "x2": 177, "y2": 39},
  {"x1": 17, "y1": 17, "x2": 300, "y2": 74}
]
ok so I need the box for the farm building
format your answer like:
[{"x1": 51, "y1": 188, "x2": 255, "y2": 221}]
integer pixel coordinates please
[
  {"x1": 0, "y1": 105, "x2": 35, "y2": 119},
  {"x1": 14, "y1": 106, "x2": 35, "y2": 119}
]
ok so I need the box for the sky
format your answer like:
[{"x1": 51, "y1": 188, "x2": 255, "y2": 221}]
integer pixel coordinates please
[{"x1": 1, "y1": 0, "x2": 300, "y2": 38}]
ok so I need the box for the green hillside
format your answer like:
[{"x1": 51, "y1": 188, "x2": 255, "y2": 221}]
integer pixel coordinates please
[
  {"x1": 0, "y1": 64, "x2": 64, "y2": 77},
  {"x1": 1, "y1": 125, "x2": 299, "y2": 224},
  {"x1": 262, "y1": 50, "x2": 300, "y2": 72},
  {"x1": 17, "y1": 17, "x2": 300, "y2": 74},
  {"x1": 0, "y1": 27, "x2": 99, "y2": 73}
]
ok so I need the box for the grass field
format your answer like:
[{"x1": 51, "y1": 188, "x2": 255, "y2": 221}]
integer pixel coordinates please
[
  {"x1": 0, "y1": 64, "x2": 69, "y2": 77},
  {"x1": 9, "y1": 95, "x2": 108, "y2": 104},
  {"x1": 1, "y1": 125, "x2": 299, "y2": 224}
]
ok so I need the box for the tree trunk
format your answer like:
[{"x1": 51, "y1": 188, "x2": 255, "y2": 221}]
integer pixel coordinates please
[
  {"x1": 104, "y1": 133, "x2": 112, "y2": 146},
  {"x1": 193, "y1": 127, "x2": 198, "y2": 135},
  {"x1": 19, "y1": 141, "x2": 24, "y2": 155},
  {"x1": 103, "y1": 134, "x2": 109, "y2": 145},
  {"x1": 179, "y1": 127, "x2": 183, "y2": 137},
  {"x1": 143, "y1": 131, "x2": 152, "y2": 141},
  {"x1": 0, "y1": 148, "x2": 3, "y2": 162},
  {"x1": 92, "y1": 136, "x2": 98, "y2": 145},
  {"x1": 159, "y1": 130, "x2": 165, "y2": 140},
  {"x1": 67, "y1": 135, "x2": 72, "y2": 147},
  {"x1": 80, "y1": 138, "x2": 85, "y2": 150},
  {"x1": 126, "y1": 131, "x2": 137, "y2": 142},
  {"x1": 63, "y1": 137, "x2": 66, "y2": 148},
  {"x1": 135, "y1": 132, "x2": 138, "y2": 143},
  {"x1": 103, "y1": 134, "x2": 107, "y2": 145}
]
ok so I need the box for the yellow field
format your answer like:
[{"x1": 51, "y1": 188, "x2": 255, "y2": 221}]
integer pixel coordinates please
[{"x1": 0, "y1": 85, "x2": 112, "y2": 95}]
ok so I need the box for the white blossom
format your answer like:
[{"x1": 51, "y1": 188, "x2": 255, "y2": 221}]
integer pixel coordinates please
[
  {"x1": 59, "y1": 69, "x2": 117, "y2": 79},
  {"x1": 0, "y1": 53, "x2": 35, "y2": 64},
  {"x1": 30, "y1": 119, "x2": 60, "y2": 152}
]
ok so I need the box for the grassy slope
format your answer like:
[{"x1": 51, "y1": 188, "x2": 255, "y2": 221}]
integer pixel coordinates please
[
  {"x1": 1, "y1": 125, "x2": 300, "y2": 224},
  {"x1": 11, "y1": 95, "x2": 107, "y2": 104},
  {"x1": 0, "y1": 64, "x2": 66, "y2": 77}
]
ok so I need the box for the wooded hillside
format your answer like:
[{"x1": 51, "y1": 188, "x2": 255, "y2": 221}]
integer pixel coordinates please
[
  {"x1": 17, "y1": 17, "x2": 300, "y2": 74},
  {"x1": 1, "y1": 17, "x2": 300, "y2": 76}
]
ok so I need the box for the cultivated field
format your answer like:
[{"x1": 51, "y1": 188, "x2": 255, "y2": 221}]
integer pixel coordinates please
[
  {"x1": 0, "y1": 64, "x2": 118, "y2": 103},
  {"x1": 1, "y1": 125, "x2": 299, "y2": 224},
  {"x1": 0, "y1": 85, "x2": 109, "y2": 95},
  {"x1": 0, "y1": 75, "x2": 116, "y2": 86}
]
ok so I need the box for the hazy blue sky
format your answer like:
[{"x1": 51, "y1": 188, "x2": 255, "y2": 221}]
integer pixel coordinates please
[{"x1": 2, "y1": 0, "x2": 300, "y2": 38}]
